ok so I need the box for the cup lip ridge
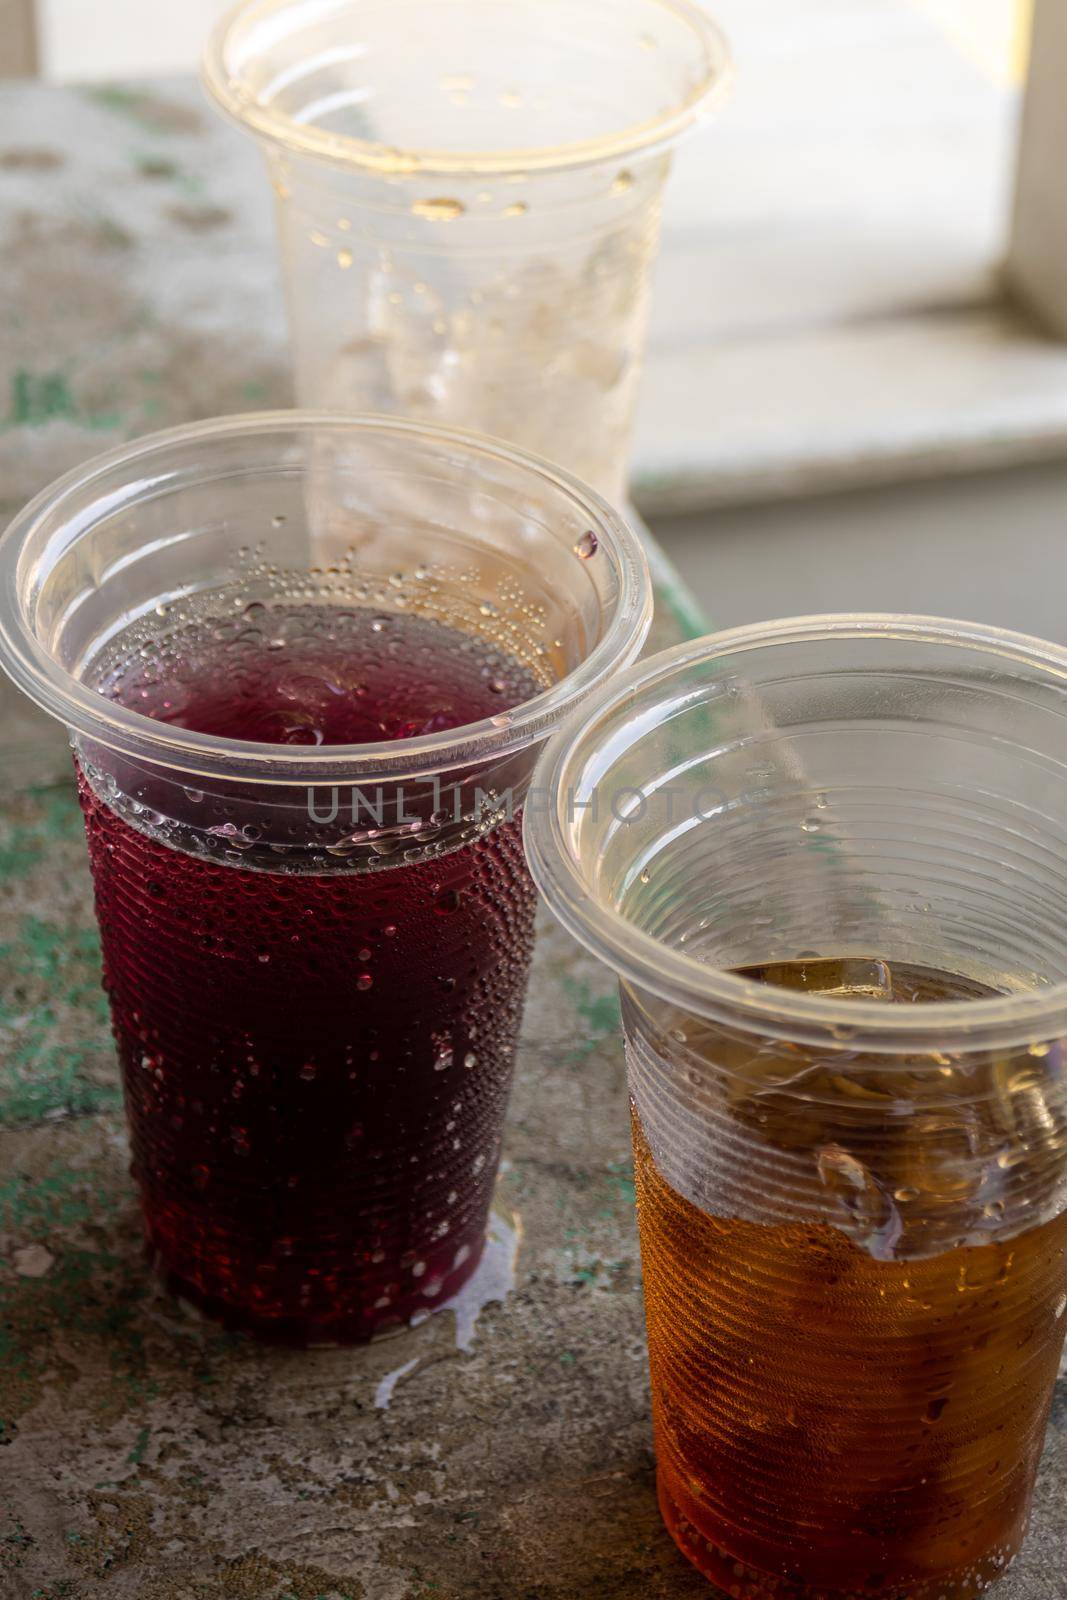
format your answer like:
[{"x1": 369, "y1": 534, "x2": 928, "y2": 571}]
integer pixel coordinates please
[
  {"x1": 201, "y1": 0, "x2": 732, "y2": 177},
  {"x1": 0, "y1": 409, "x2": 653, "y2": 786},
  {"x1": 523, "y1": 612, "x2": 1067, "y2": 1050}
]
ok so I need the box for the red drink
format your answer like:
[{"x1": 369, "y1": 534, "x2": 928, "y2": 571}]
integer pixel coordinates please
[{"x1": 78, "y1": 604, "x2": 540, "y2": 1342}]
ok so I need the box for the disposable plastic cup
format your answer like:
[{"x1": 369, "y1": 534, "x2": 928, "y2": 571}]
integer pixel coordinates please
[
  {"x1": 525, "y1": 615, "x2": 1067, "y2": 1599},
  {"x1": 0, "y1": 411, "x2": 651, "y2": 1344},
  {"x1": 203, "y1": 0, "x2": 730, "y2": 503}
]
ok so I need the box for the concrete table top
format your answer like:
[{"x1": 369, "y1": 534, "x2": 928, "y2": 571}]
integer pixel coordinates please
[{"x1": 0, "y1": 77, "x2": 1064, "y2": 1600}]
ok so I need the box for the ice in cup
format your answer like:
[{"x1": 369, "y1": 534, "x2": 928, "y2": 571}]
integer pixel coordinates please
[
  {"x1": 0, "y1": 412, "x2": 651, "y2": 1343},
  {"x1": 525, "y1": 616, "x2": 1067, "y2": 1599},
  {"x1": 202, "y1": 0, "x2": 730, "y2": 503}
]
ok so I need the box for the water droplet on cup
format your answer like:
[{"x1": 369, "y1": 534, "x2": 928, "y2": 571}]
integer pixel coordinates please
[
  {"x1": 573, "y1": 530, "x2": 599, "y2": 560},
  {"x1": 412, "y1": 197, "x2": 465, "y2": 221}
]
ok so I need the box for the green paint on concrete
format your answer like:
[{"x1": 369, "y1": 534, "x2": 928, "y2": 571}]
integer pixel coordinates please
[
  {"x1": 132, "y1": 152, "x2": 204, "y2": 197},
  {"x1": 0, "y1": 913, "x2": 115, "y2": 1127},
  {"x1": 0, "y1": 1220, "x2": 154, "y2": 1417},
  {"x1": 2, "y1": 370, "x2": 123, "y2": 432},
  {"x1": 0, "y1": 1166, "x2": 102, "y2": 1234},
  {"x1": 605, "y1": 1159, "x2": 636, "y2": 1207},
  {"x1": 562, "y1": 977, "x2": 620, "y2": 1036},
  {"x1": 561, "y1": 977, "x2": 621, "y2": 1063}
]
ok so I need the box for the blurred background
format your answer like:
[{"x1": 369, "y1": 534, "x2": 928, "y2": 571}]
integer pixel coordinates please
[{"x1": 4, "y1": 0, "x2": 1067, "y2": 639}]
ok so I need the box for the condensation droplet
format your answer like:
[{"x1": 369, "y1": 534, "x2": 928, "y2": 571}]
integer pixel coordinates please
[
  {"x1": 502, "y1": 201, "x2": 528, "y2": 218},
  {"x1": 412, "y1": 197, "x2": 465, "y2": 221},
  {"x1": 574, "y1": 530, "x2": 598, "y2": 560},
  {"x1": 612, "y1": 170, "x2": 635, "y2": 194},
  {"x1": 337, "y1": 248, "x2": 354, "y2": 268}
]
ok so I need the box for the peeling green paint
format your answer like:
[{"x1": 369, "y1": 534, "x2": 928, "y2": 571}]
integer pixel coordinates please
[
  {"x1": 562, "y1": 976, "x2": 621, "y2": 1063},
  {"x1": 0, "y1": 913, "x2": 115, "y2": 1127},
  {"x1": 605, "y1": 1159, "x2": 636, "y2": 1207},
  {"x1": 2, "y1": 370, "x2": 123, "y2": 432}
]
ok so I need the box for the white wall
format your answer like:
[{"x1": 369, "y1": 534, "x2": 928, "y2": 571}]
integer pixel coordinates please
[
  {"x1": 36, "y1": 0, "x2": 1024, "y2": 83},
  {"x1": 39, "y1": 0, "x2": 233, "y2": 81}
]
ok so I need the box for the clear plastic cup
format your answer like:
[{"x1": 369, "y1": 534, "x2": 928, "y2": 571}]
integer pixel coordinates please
[
  {"x1": 525, "y1": 615, "x2": 1067, "y2": 1599},
  {"x1": 202, "y1": 0, "x2": 730, "y2": 503},
  {"x1": 0, "y1": 411, "x2": 651, "y2": 1344}
]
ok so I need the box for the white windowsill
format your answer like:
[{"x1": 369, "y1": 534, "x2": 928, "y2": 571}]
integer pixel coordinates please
[{"x1": 631, "y1": 0, "x2": 1059, "y2": 514}]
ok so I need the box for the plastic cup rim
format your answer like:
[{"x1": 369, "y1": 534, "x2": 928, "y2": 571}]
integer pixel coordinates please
[
  {"x1": 0, "y1": 409, "x2": 652, "y2": 787},
  {"x1": 201, "y1": 0, "x2": 732, "y2": 178},
  {"x1": 524, "y1": 612, "x2": 1067, "y2": 1051}
]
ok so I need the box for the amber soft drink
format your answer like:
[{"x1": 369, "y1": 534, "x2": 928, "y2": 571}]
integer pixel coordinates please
[
  {"x1": 632, "y1": 959, "x2": 1067, "y2": 1600},
  {"x1": 525, "y1": 617, "x2": 1067, "y2": 1600}
]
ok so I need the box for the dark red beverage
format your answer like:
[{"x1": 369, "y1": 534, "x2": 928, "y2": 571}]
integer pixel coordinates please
[{"x1": 78, "y1": 604, "x2": 540, "y2": 1342}]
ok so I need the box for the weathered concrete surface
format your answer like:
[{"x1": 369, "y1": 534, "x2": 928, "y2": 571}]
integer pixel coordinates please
[{"x1": 0, "y1": 77, "x2": 1065, "y2": 1600}]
